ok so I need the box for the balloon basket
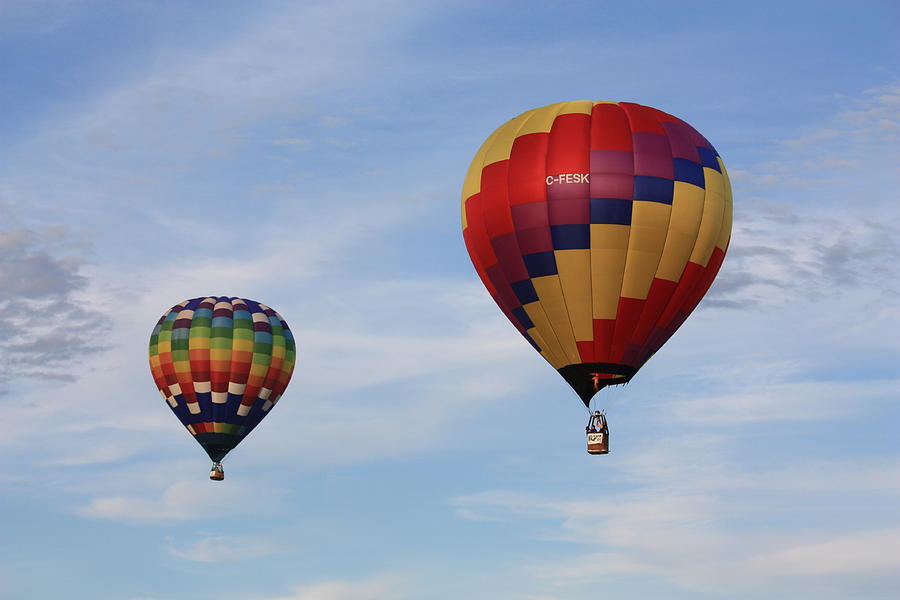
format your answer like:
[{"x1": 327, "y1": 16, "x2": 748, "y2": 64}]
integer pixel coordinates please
[
  {"x1": 209, "y1": 462, "x2": 225, "y2": 481},
  {"x1": 586, "y1": 432, "x2": 609, "y2": 455}
]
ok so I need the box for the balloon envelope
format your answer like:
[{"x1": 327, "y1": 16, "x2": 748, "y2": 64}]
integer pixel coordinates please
[
  {"x1": 461, "y1": 101, "x2": 732, "y2": 405},
  {"x1": 148, "y1": 296, "x2": 297, "y2": 461}
]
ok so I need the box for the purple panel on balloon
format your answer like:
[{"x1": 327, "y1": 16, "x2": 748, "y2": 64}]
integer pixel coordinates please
[
  {"x1": 515, "y1": 226, "x2": 554, "y2": 255},
  {"x1": 548, "y1": 197, "x2": 590, "y2": 226},
  {"x1": 632, "y1": 132, "x2": 673, "y2": 179},
  {"x1": 663, "y1": 121, "x2": 701, "y2": 162},
  {"x1": 546, "y1": 180, "x2": 589, "y2": 202},
  {"x1": 511, "y1": 201, "x2": 550, "y2": 230},
  {"x1": 590, "y1": 173, "x2": 633, "y2": 200},
  {"x1": 490, "y1": 232, "x2": 530, "y2": 282},
  {"x1": 590, "y1": 150, "x2": 633, "y2": 175}
]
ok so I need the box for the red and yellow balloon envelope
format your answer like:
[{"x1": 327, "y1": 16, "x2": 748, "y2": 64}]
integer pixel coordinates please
[
  {"x1": 461, "y1": 101, "x2": 732, "y2": 406},
  {"x1": 148, "y1": 297, "x2": 296, "y2": 469}
]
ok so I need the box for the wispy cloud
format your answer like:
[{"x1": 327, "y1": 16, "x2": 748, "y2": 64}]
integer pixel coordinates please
[
  {"x1": 745, "y1": 528, "x2": 900, "y2": 576},
  {"x1": 14, "y1": 0, "x2": 427, "y2": 166},
  {"x1": 454, "y1": 459, "x2": 900, "y2": 595},
  {"x1": 262, "y1": 576, "x2": 408, "y2": 600},
  {"x1": 707, "y1": 212, "x2": 900, "y2": 310},
  {"x1": 737, "y1": 82, "x2": 900, "y2": 190},
  {"x1": 669, "y1": 378, "x2": 897, "y2": 424},
  {"x1": 167, "y1": 534, "x2": 286, "y2": 563},
  {"x1": 452, "y1": 387, "x2": 900, "y2": 597},
  {"x1": 52, "y1": 440, "x2": 151, "y2": 467},
  {"x1": 79, "y1": 479, "x2": 262, "y2": 522}
]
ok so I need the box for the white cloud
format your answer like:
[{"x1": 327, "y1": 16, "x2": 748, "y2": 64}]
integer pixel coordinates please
[
  {"x1": 263, "y1": 576, "x2": 408, "y2": 600},
  {"x1": 745, "y1": 528, "x2": 900, "y2": 576},
  {"x1": 0, "y1": 225, "x2": 106, "y2": 390},
  {"x1": 456, "y1": 479, "x2": 900, "y2": 595},
  {"x1": 453, "y1": 431, "x2": 900, "y2": 596},
  {"x1": 707, "y1": 212, "x2": 900, "y2": 310},
  {"x1": 707, "y1": 81, "x2": 900, "y2": 317},
  {"x1": 52, "y1": 441, "x2": 148, "y2": 466},
  {"x1": 167, "y1": 534, "x2": 285, "y2": 563},
  {"x1": 619, "y1": 439, "x2": 900, "y2": 497},
  {"x1": 669, "y1": 378, "x2": 898, "y2": 424},
  {"x1": 79, "y1": 479, "x2": 261, "y2": 522}
]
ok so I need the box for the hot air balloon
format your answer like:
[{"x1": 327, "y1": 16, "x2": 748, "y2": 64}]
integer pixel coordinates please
[
  {"x1": 148, "y1": 296, "x2": 297, "y2": 479},
  {"x1": 461, "y1": 101, "x2": 732, "y2": 454}
]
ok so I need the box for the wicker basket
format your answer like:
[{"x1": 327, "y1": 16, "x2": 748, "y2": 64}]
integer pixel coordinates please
[
  {"x1": 586, "y1": 431, "x2": 609, "y2": 454},
  {"x1": 209, "y1": 463, "x2": 225, "y2": 481}
]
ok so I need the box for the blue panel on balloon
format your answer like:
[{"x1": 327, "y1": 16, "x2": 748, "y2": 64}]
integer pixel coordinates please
[
  {"x1": 551, "y1": 224, "x2": 590, "y2": 250},
  {"x1": 673, "y1": 158, "x2": 705, "y2": 188},
  {"x1": 591, "y1": 198, "x2": 632, "y2": 225},
  {"x1": 523, "y1": 251, "x2": 558, "y2": 277},
  {"x1": 512, "y1": 306, "x2": 535, "y2": 330},
  {"x1": 633, "y1": 176, "x2": 674, "y2": 205},
  {"x1": 698, "y1": 146, "x2": 721, "y2": 172},
  {"x1": 510, "y1": 279, "x2": 539, "y2": 304}
]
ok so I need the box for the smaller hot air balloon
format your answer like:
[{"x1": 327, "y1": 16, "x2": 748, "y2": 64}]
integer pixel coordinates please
[{"x1": 148, "y1": 297, "x2": 297, "y2": 480}]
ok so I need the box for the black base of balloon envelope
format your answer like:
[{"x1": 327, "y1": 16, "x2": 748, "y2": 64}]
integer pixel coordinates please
[
  {"x1": 558, "y1": 363, "x2": 636, "y2": 406},
  {"x1": 194, "y1": 432, "x2": 242, "y2": 463}
]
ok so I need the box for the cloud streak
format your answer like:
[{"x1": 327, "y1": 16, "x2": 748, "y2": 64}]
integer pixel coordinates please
[
  {"x1": 263, "y1": 576, "x2": 408, "y2": 600},
  {"x1": 167, "y1": 534, "x2": 286, "y2": 563},
  {"x1": 79, "y1": 479, "x2": 262, "y2": 523},
  {"x1": 745, "y1": 528, "x2": 900, "y2": 576},
  {"x1": 454, "y1": 451, "x2": 900, "y2": 597}
]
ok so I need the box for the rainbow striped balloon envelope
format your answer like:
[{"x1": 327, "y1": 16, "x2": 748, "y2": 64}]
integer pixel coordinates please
[
  {"x1": 462, "y1": 101, "x2": 732, "y2": 406},
  {"x1": 148, "y1": 297, "x2": 297, "y2": 464}
]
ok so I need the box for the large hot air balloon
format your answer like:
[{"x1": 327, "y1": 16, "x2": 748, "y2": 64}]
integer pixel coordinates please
[
  {"x1": 148, "y1": 296, "x2": 297, "y2": 479},
  {"x1": 461, "y1": 101, "x2": 732, "y2": 453}
]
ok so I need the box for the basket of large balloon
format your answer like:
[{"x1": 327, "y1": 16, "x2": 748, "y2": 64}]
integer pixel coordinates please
[{"x1": 585, "y1": 411, "x2": 609, "y2": 454}]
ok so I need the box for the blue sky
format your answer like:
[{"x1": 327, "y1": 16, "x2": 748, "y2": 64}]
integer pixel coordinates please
[{"x1": 1, "y1": 1, "x2": 898, "y2": 599}]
